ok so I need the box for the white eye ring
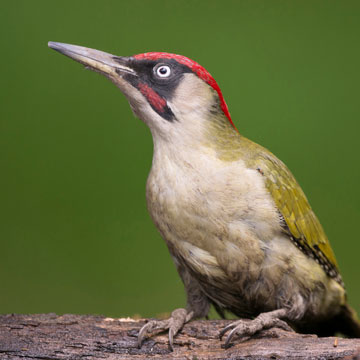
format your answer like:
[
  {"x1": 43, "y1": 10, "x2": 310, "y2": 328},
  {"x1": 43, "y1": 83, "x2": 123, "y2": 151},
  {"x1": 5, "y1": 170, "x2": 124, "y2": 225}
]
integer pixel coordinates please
[{"x1": 156, "y1": 65, "x2": 171, "y2": 78}]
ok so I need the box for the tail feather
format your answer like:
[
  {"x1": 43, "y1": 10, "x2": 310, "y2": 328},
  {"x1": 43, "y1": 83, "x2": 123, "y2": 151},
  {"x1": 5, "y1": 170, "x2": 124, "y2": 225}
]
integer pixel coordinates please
[
  {"x1": 336, "y1": 304, "x2": 360, "y2": 338},
  {"x1": 296, "y1": 304, "x2": 360, "y2": 337}
]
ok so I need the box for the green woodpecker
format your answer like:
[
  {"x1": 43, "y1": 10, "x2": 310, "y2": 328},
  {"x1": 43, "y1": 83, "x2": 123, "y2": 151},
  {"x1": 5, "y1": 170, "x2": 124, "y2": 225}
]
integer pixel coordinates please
[{"x1": 48, "y1": 42, "x2": 360, "y2": 349}]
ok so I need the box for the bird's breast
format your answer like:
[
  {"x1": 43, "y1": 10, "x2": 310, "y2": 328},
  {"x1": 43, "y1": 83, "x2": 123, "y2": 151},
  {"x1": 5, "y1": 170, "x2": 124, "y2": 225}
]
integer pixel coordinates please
[
  {"x1": 145, "y1": 149, "x2": 281, "y2": 283},
  {"x1": 145, "y1": 148, "x2": 344, "y2": 318}
]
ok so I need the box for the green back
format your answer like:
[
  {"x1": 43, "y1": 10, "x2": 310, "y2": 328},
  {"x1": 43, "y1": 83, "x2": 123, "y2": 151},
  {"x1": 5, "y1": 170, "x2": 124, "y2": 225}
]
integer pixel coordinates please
[
  {"x1": 252, "y1": 140, "x2": 343, "y2": 285},
  {"x1": 209, "y1": 122, "x2": 342, "y2": 286}
]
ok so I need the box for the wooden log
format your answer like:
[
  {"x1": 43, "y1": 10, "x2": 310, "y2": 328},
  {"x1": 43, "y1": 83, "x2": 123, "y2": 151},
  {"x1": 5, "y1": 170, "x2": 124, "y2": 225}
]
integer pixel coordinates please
[{"x1": 1, "y1": 313, "x2": 360, "y2": 359}]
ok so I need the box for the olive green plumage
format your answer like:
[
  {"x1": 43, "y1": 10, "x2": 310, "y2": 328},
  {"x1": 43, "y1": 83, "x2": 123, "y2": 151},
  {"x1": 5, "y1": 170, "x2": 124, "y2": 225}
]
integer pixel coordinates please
[
  {"x1": 259, "y1": 148, "x2": 341, "y2": 284},
  {"x1": 207, "y1": 117, "x2": 341, "y2": 285},
  {"x1": 202, "y1": 116, "x2": 360, "y2": 337}
]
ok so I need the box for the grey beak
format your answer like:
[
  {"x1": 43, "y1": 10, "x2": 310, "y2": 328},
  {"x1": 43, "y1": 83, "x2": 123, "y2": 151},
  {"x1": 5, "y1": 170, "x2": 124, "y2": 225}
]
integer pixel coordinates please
[{"x1": 48, "y1": 42, "x2": 135, "y2": 77}]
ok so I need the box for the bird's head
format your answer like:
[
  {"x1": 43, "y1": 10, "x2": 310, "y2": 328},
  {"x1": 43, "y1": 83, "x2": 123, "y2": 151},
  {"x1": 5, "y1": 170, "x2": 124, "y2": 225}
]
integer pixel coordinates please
[{"x1": 48, "y1": 42, "x2": 237, "y2": 146}]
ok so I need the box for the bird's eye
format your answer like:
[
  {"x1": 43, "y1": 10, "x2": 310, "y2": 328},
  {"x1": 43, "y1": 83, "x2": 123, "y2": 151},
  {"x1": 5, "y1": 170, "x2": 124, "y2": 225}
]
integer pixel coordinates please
[{"x1": 155, "y1": 65, "x2": 171, "y2": 78}]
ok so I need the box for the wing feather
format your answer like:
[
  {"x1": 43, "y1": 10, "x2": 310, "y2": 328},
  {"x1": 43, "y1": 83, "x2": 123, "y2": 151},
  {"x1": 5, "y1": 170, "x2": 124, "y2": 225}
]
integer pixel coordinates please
[{"x1": 255, "y1": 150, "x2": 343, "y2": 286}]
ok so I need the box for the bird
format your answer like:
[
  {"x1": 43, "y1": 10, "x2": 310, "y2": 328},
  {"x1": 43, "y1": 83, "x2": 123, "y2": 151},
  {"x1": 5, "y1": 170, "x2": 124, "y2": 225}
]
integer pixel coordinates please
[{"x1": 48, "y1": 41, "x2": 360, "y2": 350}]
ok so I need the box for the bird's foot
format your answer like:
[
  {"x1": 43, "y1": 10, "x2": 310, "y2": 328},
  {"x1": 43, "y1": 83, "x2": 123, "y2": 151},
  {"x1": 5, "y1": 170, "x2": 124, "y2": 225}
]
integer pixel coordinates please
[
  {"x1": 138, "y1": 308, "x2": 193, "y2": 351},
  {"x1": 219, "y1": 309, "x2": 293, "y2": 348}
]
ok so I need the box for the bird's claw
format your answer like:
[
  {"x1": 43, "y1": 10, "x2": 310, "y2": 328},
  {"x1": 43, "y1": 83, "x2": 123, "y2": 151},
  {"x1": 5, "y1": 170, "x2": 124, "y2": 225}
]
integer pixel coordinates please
[
  {"x1": 219, "y1": 322, "x2": 236, "y2": 340},
  {"x1": 137, "y1": 308, "x2": 191, "y2": 351},
  {"x1": 138, "y1": 318, "x2": 168, "y2": 348},
  {"x1": 220, "y1": 310, "x2": 293, "y2": 348},
  {"x1": 168, "y1": 327, "x2": 175, "y2": 351}
]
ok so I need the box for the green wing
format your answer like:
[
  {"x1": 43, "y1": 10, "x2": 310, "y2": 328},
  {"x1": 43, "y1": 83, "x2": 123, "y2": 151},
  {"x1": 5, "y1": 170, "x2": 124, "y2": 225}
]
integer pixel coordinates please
[
  {"x1": 212, "y1": 126, "x2": 342, "y2": 285},
  {"x1": 255, "y1": 149, "x2": 342, "y2": 285}
]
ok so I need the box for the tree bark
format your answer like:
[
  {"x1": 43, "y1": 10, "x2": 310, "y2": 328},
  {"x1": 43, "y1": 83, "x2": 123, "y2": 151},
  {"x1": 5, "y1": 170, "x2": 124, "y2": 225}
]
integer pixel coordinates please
[{"x1": 1, "y1": 313, "x2": 360, "y2": 359}]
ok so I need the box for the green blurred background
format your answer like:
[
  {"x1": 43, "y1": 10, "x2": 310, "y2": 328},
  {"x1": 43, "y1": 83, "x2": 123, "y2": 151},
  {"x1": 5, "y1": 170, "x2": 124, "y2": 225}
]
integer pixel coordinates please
[{"x1": 1, "y1": 0, "x2": 359, "y2": 319}]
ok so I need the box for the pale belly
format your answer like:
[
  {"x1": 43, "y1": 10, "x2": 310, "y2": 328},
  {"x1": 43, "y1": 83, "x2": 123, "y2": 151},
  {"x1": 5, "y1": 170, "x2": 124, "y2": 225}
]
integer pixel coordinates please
[{"x1": 146, "y1": 159, "x2": 345, "y2": 322}]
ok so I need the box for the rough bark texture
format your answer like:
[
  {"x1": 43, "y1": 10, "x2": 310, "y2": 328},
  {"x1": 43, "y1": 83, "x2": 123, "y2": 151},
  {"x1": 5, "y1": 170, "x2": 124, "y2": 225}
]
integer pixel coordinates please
[{"x1": 1, "y1": 313, "x2": 360, "y2": 359}]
